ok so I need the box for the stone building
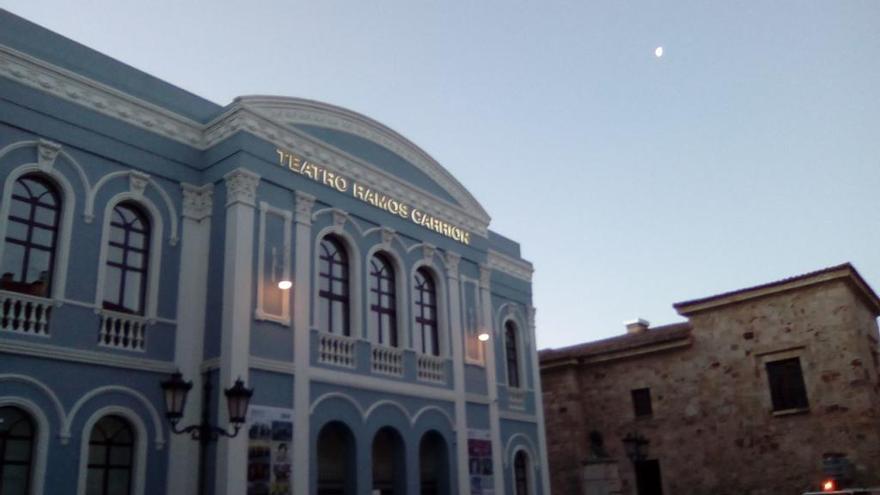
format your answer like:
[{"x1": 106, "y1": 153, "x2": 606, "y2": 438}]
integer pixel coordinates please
[
  {"x1": 539, "y1": 264, "x2": 880, "y2": 495},
  {"x1": 0, "y1": 10, "x2": 549, "y2": 495}
]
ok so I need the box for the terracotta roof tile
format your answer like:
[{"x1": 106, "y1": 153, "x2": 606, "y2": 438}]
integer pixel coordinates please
[{"x1": 539, "y1": 322, "x2": 691, "y2": 364}]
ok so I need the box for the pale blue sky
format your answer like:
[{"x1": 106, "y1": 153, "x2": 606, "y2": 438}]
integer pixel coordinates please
[{"x1": 5, "y1": 1, "x2": 879, "y2": 349}]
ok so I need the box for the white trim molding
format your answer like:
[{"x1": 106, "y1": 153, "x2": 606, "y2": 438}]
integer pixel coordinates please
[
  {"x1": 487, "y1": 249, "x2": 534, "y2": 282},
  {"x1": 63, "y1": 385, "x2": 165, "y2": 449},
  {"x1": 254, "y1": 201, "x2": 293, "y2": 325}
]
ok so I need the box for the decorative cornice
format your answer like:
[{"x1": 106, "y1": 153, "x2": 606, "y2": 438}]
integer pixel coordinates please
[
  {"x1": 0, "y1": 338, "x2": 177, "y2": 374},
  {"x1": 181, "y1": 183, "x2": 214, "y2": 221},
  {"x1": 0, "y1": 45, "x2": 491, "y2": 239},
  {"x1": 294, "y1": 191, "x2": 316, "y2": 225},
  {"x1": 486, "y1": 250, "x2": 533, "y2": 282},
  {"x1": 223, "y1": 168, "x2": 260, "y2": 208}
]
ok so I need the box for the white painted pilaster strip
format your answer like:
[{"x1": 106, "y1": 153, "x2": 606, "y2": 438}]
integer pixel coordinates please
[
  {"x1": 528, "y1": 306, "x2": 551, "y2": 495},
  {"x1": 215, "y1": 169, "x2": 259, "y2": 495},
  {"x1": 292, "y1": 191, "x2": 315, "y2": 495},
  {"x1": 445, "y1": 252, "x2": 470, "y2": 495},
  {"x1": 480, "y1": 265, "x2": 505, "y2": 495}
]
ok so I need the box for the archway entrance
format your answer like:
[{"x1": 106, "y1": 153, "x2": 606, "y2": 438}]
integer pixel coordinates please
[
  {"x1": 419, "y1": 430, "x2": 450, "y2": 495},
  {"x1": 317, "y1": 421, "x2": 356, "y2": 495},
  {"x1": 372, "y1": 426, "x2": 406, "y2": 495}
]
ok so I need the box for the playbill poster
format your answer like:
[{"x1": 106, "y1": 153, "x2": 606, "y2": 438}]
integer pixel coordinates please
[
  {"x1": 247, "y1": 406, "x2": 294, "y2": 495},
  {"x1": 468, "y1": 429, "x2": 494, "y2": 495}
]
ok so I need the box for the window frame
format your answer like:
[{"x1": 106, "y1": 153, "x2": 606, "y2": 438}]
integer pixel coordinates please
[
  {"x1": 414, "y1": 267, "x2": 440, "y2": 356},
  {"x1": 76, "y1": 407, "x2": 146, "y2": 495},
  {"x1": 369, "y1": 252, "x2": 398, "y2": 347},
  {"x1": 631, "y1": 388, "x2": 653, "y2": 418},
  {"x1": 513, "y1": 449, "x2": 532, "y2": 495},
  {"x1": 765, "y1": 356, "x2": 810, "y2": 412},
  {"x1": 85, "y1": 415, "x2": 135, "y2": 495},
  {"x1": 317, "y1": 235, "x2": 351, "y2": 337},
  {"x1": 101, "y1": 202, "x2": 150, "y2": 315},
  {"x1": 0, "y1": 405, "x2": 35, "y2": 495},
  {"x1": 505, "y1": 320, "x2": 522, "y2": 389}
]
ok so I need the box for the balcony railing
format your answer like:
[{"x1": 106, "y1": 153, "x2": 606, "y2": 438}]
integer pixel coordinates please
[
  {"x1": 0, "y1": 290, "x2": 52, "y2": 336},
  {"x1": 98, "y1": 310, "x2": 147, "y2": 351},
  {"x1": 371, "y1": 345, "x2": 404, "y2": 376},
  {"x1": 416, "y1": 354, "x2": 446, "y2": 383},
  {"x1": 318, "y1": 332, "x2": 357, "y2": 368}
]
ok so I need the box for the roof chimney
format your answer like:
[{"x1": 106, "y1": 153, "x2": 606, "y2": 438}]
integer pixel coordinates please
[{"x1": 625, "y1": 318, "x2": 650, "y2": 334}]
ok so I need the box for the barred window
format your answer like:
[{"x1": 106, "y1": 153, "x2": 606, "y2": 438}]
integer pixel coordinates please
[
  {"x1": 318, "y1": 236, "x2": 350, "y2": 336},
  {"x1": 102, "y1": 202, "x2": 149, "y2": 314},
  {"x1": 0, "y1": 175, "x2": 60, "y2": 298},
  {"x1": 414, "y1": 268, "x2": 439, "y2": 355},
  {"x1": 370, "y1": 253, "x2": 397, "y2": 347}
]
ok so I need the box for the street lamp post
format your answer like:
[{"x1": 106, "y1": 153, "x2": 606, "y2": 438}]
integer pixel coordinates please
[{"x1": 160, "y1": 371, "x2": 254, "y2": 495}]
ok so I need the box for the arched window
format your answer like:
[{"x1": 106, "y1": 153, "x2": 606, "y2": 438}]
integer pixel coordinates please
[
  {"x1": 0, "y1": 175, "x2": 60, "y2": 298},
  {"x1": 102, "y1": 202, "x2": 150, "y2": 315},
  {"x1": 318, "y1": 235, "x2": 350, "y2": 336},
  {"x1": 514, "y1": 451, "x2": 530, "y2": 495},
  {"x1": 414, "y1": 268, "x2": 439, "y2": 356},
  {"x1": 505, "y1": 321, "x2": 521, "y2": 388},
  {"x1": 369, "y1": 253, "x2": 397, "y2": 347},
  {"x1": 0, "y1": 406, "x2": 35, "y2": 495},
  {"x1": 85, "y1": 415, "x2": 135, "y2": 495}
]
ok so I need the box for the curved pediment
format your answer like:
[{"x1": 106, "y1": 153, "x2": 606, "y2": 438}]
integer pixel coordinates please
[{"x1": 236, "y1": 96, "x2": 490, "y2": 226}]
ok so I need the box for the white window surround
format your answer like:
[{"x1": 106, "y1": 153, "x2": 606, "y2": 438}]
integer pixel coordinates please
[
  {"x1": 364, "y1": 244, "x2": 409, "y2": 349},
  {"x1": 0, "y1": 397, "x2": 49, "y2": 495},
  {"x1": 254, "y1": 201, "x2": 292, "y2": 325},
  {"x1": 312, "y1": 224, "x2": 363, "y2": 338},
  {"x1": 499, "y1": 307, "x2": 528, "y2": 390},
  {"x1": 0, "y1": 163, "x2": 77, "y2": 302},
  {"x1": 93, "y1": 193, "x2": 163, "y2": 322},
  {"x1": 75, "y1": 406, "x2": 148, "y2": 495},
  {"x1": 409, "y1": 261, "x2": 450, "y2": 358},
  {"x1": 509, "y1": 445, "x2": 538, "y2": 495}
]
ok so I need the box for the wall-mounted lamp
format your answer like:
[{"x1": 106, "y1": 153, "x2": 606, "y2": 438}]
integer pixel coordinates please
[
  {"x1": 478, "y1": 332, "x2": 490, "y2": 342},
  {"x1": 277, "y1": 280, "x2": 292, "y2": 290}
]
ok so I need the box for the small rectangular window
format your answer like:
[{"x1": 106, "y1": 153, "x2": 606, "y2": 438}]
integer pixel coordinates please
[
  {"x1": 631, "y1": 388, "x2": 652, "y2": 418},
  {"x1": 766, "y1": 357, "x2": 809, "y2": 411}
]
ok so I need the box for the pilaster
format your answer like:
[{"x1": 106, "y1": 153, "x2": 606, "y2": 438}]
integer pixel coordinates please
[
  {"x1": 216, "y1": 169, "x2": 259, "y2": 495},
  {"x1": 528, "y1": 306, "x2": 552, "y2": 495},
  {"x1": 293, "y1": 191, "x2": 315, "y2": 495},
  {"x1": 480, "y1": 265, "x2": 505, "y2": 495},
  {"x1": 166, "y1": 183, "x2": 213, "y2": 495},
  {"x1": 445, "y1": 251, "x2": 470, "y2": 495}
]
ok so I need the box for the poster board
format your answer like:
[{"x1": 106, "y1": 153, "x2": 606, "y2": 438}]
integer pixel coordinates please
[
  {"x1": 247, "y1": 406, "x2": 294, "y2": 495},
  {"x1": 468, "y1": 429, "x2": 494, "y2": 495}
]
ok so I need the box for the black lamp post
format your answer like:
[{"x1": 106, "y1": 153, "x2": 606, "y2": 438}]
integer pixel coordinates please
[
  {"x1": 160, "y1": 371, "x2": 254, "y2": 495},
  {"x1": 622, "y1": 432, "x2": 649, "y2": 463}
]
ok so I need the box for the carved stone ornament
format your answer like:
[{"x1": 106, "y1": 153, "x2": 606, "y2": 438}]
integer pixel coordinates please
[
  {"x1": 129, "y1": 170, "x2": 150, "y2": 197},
  {"x1": 36, "y1": 139, "x2": 61, "y2": 169},
  {"x1": 181, "y1": 183, "x2": 214, "y2": 221},
  {"x1": 332, "y1": 209, "x2": 349, "y2": 228},
  {"x1": 422, "y1": 244, "x2": 436, "y2": 265},
  {"x1": 295, "y1": 191, "x2": 316, "y2": 225},
  {"x1": 223, "y1": 168, "x2": 260, "y2": 207},
  {"x1": 380, "y1": 227, "x2": 396, "y2": 248}
]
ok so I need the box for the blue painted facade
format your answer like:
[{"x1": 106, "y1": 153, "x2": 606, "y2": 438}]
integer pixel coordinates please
[{"x1": 0, "y1": 9, "x2": 548, "y2": 495}]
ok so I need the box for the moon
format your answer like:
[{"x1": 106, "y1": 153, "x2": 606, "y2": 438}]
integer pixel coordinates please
[{"x1": 655, "y1": 46, "x2": 664, "y2": 58}]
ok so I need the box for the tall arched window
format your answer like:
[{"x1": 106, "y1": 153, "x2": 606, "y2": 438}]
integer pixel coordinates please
[
  {"x1": 505, "y1": 321, "x2": 521, "y2": 388},
  {"x1": 85, "y1": 415, "x2": 135, "y2": 495},
  {"x1": 514, "y1": 451, "x2": 530, "y2": 495},
  {"x1": 102, "y1": 202, "x2": 150, "y2": 314},
  {"x1": 0, "y1": 406, "x2": 35, "y2": 495},
  {"x1": 318, "y1": 235, "x2": 350, "y2": 336},
  {"x1": 0, "y1": 175, "x2": 60, "y2": 298},
  {"x1": 369, "y1": 253, "x2": 397, "y2": 347},
  {"x1": 414, "y1": 268, "x2": 439, "y2": 355}
]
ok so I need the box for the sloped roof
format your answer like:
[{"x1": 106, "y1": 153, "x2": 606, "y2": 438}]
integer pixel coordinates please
[{"x1": 539, "y1": 322, "x2": 692, "y2": 366}]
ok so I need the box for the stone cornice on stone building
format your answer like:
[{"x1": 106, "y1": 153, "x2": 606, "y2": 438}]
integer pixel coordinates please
[
  {"x1": 538, "y1": 322, "x2": 692, "y2": 369},
  {"x1": 673, "y1": 263, "x2": 880, "y2": 317}
]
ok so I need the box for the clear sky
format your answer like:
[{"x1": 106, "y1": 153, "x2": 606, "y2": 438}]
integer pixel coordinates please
[{"x1": 4, "y1": 1, "x2": 879, "y2": 350}]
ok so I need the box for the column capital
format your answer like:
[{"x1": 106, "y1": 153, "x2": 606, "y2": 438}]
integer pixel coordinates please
[
  {"x1": 181, "y1": 183, "x2": 214, "y2": 221},
  {"x1": 444, "y1": 251, "x2": 461, "y2": 279},
  {"x1": 294, "y1": 191, "x2": 316, "y2": 225},
  {"x1": 224, "y1": 168, "x2": 260, "y2": 207},
  {"x1": 479, "y1": 265, "x2": 492, "y2": 289}
]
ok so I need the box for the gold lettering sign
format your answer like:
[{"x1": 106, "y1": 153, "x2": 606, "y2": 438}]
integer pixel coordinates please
[{"x1": 276, "y1": 149, "x2": 471, "y2": 245}]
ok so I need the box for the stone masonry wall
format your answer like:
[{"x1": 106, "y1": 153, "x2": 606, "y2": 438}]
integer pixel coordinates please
[{"x1": 541, "y1": 279, "x2": 880, "y2": 495}]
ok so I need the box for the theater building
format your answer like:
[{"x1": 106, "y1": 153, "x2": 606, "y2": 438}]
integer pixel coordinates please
[
  {"x1": 540, "y1": 264, "x2": 880, "y2": 495},
  {"x1": 0, "y1": 10, "x2": 549, "y2": 495}
]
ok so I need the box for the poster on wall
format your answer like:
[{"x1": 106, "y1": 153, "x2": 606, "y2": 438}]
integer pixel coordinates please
[
  {"x1": 468, "y1": 429, "x2": 494, "y2": 495},
  {"x1": 247, "y1": 406, "x2": 294, "y2": 495}
]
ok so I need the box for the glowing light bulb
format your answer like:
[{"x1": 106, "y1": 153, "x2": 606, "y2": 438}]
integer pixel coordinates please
[
  {"x1": 278, "y1": 280, "x2": 292, "y2": 290},
  {"x1": 654, "y1": 46, "x2": 664, "y2": 58},
  {"x1": 478, "y1": 332, "x2": 490, "y2": 342}
]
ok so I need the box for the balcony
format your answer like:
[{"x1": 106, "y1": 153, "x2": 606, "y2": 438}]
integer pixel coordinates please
[
  {"x1": 416, "y1": 354, "x2": 446, "y2": 384},
  {"x1": 371, "y1": 345, "x2": 404, "y2": 376},
  {"x1": 0, "y1": 290, "x2": 53, "y2": 337},
  {"x1": 317, "y1": 332, "x2": 357, "y2": 368},
  {"x1": 98, "y1": 309, "x2": 148, "y2": 352}
]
